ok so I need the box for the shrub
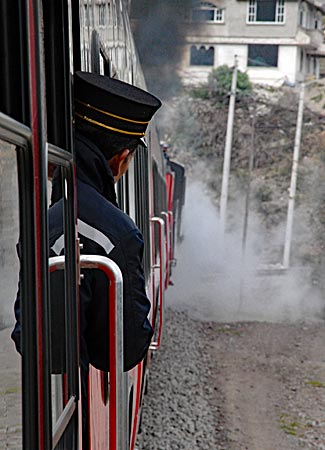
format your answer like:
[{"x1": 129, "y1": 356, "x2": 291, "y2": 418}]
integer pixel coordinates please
[
  {"x1": 255, "y1": 185, "x2": 273, "y2": 203},
  {"x1": 207, "y1": 65, "x2": 252, "y2": 97}
]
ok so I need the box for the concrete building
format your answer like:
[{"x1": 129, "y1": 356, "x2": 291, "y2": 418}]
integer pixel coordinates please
[{"x1": 178, "y1": 0, "x2": 325, "y2": 86}]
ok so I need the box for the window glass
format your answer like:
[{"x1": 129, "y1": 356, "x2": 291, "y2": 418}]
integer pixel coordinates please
[
  {"x1": 248, "y1": 44, "x2": 279, "y2": 67},
  {"x1": 299, "y1": 9, "x2": 305, "y2": 26},
  {"x1": 84, "y1": 4, "x2": 89, "y2": 27},
  {"x1": 248, "y1": 0, "x2": 285, "y2": 23},
  {"x1": 98, "y1": 3, "x2": 106, "y2": 26},
  {"x1": 191, "y1": 4, "x2": 224, "y2": 22},
  {"x1": 47, "y1": 159, "x2": 77, "y2": 447},
  {"x1": 133, "y1": 147, "x2": 150, "y2": 279},
  {"x1": 192, "y1": 9, "x2": 215, "y2": 21},
  {"x1": 257, "y1": 0, "x2": 276, "y2": 21},
  {"x1": 190, "y1": 45, "x2": 214, "y2": 66}
]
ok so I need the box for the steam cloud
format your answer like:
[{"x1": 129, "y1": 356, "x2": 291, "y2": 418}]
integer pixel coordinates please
[{"x1": 167, "y1": 179, "x2": 324, "y2": 323}]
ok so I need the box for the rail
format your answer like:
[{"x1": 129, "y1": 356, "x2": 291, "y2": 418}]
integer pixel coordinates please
[
  {"x1": 49, "y1": 254, "x2": 127, "y2": 450},
  {"x1": 150, "y1": 217, "x2": 166, "y2": 351}
]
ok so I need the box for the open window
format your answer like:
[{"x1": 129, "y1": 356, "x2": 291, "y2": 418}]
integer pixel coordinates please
[
  {"x1": 191, "y1": 2, "x2": 224, "y2": 23},
  {"x1": 0, "y1": 129, "x2": 22, "y2": 450}
]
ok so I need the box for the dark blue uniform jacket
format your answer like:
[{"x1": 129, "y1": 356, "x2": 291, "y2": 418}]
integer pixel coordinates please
[{"x1": 12, "y1": 133, "x2": 153, "y2": 373}]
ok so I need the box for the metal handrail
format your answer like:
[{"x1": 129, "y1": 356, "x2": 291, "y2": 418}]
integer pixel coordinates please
[
  {"x1": 49, "y1": 254, "x2": 127, "y2": 450},
  {"x1": 168, "y1": 210, "x2": 174, "y2": 264},
  {"x1": 0, "y1": 112, "x2": 32, "y2": 147},
  {"x1": 47, "y1": 142, "x2": 74, "y2": 167},
  {"x1": 150, "y1": 217, "x2": 166, "y2": 351},
  {"x1": 52, "y1": 396, "x2": 76, "y2": 448},
  {"x1": 161, "y1": 211, "x2": 170, "y2": 288}
]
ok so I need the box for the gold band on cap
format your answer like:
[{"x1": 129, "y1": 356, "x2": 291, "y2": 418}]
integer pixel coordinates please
[
  {"x1": 76, "y1": 99, "x2": 150, "y2": 125},
  {"x1": 75, "y1": 113, "x2": 146, "y2": 137}
]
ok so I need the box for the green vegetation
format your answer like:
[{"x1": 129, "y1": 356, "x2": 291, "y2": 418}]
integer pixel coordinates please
[
  {"x1": 0, "y1": 386, "x2": 21, "y2": 395},
  {"x1": 305, "y1": 380, "x2": 325, "y2": 388},
  {"x1": 278, "y1": 414, "x2": 303, "y2": 436},
  {"x1": 311, "y1": 93, "x2": 323, "y2": 103},
  {"x1": 190, "y1": 65, "x2": 252, "y2": 100},
  {"x1": 216, "y1": 327, "x2": 241, "y2": 335},
  {"x1": 255, "y1": 185, "x2": 273, "y2": 203}
]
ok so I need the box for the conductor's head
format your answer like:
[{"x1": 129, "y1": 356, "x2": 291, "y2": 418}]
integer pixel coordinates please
[{"x1": 74, "y1": 71, "x2": 161, "y2": 159}]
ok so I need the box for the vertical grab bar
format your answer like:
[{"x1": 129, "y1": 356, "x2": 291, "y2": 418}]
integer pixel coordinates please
[
  {"x1": 150, "y1": 217, "x2": 166, "y2": 351},
  {"x1": 161, "y1": 211, "x2": 170, "y2": 288},
  {"x1": 49, "y1": 255, "x2": 127, "y2": 450},
  {"x1": 80, "y1": 255, "x2": 126, "y2": 450},
  {"x1": 168, "y1": 210, "x2": 174, "y2": 265}
]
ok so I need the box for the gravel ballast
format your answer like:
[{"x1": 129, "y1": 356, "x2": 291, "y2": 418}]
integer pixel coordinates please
[{"x1": 136, "y1": 308, "x2": 325, "y2": 450}]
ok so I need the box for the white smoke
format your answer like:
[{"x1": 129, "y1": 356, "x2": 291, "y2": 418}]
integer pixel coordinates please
[{"x1": 167, "y1": 180, "x2": 324, "y2": 323}]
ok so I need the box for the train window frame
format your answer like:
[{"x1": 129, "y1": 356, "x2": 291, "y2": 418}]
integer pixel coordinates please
[
  {"x1": 0, "y1": 113, "x2": 42, "y2": 450},
  {"x1": 0, "y1": 115, "x2": 79, "y2": 449},
  {"x1": 133, "y1": 146, "x2": 151, "y2": 280},
  {"x1": 47, "y1": 142, "x2": 79, "y2": 447}
]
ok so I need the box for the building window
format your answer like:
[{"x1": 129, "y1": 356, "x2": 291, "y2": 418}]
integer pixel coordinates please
[
  {"x1": 84, "y1": 4, "x2": 90, "y2": 27},
  {"x1": 299, "y1": 50, "x2": 304, "y2": 72},
  {"x1": 248, "y1": 44, "x2": 279, "y2": 67},
  {"x1": 248, "y1": 0, "x2": 285, "y2": 23},
  {"x1": 315, "y1": 13, "x2": 322, "y2": 30},
  {"x1": 299, "y1": 8, "x2": 305, "y2": 27},
  {"x1": 190, "y1": 46, "x2": 215, "y2": 66},
  {"x1": 98, "y1": 3, "x2": 106, "y2": 26},
  {"x1": 192, "y1": 2, "x2": 224, "y2": 23}
]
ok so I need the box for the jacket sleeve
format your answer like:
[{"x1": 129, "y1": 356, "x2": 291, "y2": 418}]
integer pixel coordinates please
[
  {"x1": 115, "y1": 228, "x2": 153, "y2": 371},
  {"x1": 85, "y1": 228, "x2": 153, "y2": 372}
]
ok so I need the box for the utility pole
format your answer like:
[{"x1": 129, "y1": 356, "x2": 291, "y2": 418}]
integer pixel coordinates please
[
  {"x1": 242, "y1": 114, "x2": 255, "y2": 258},
  {"x1": 283, "y1": 82, "x2": 305, "y2": 269},
  {"x1": 239, "y1": 114, "x2": 255, "y2": 310},
  {"x1": 220, "y1": 55, "x2": 238, "y2": 238}
]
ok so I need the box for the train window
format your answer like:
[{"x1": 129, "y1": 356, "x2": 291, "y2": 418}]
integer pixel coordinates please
[
  {"x1": 133, "y1": 148, "x2": 151, "y2": 279},
  {"x1": 47, "y1": 163, "x2": 70, "y2": 431},
  {"x1": 47, "y1": 149, "x2": 78, "y2": 448},
  {"x1": 117, "y1": 170, "x2": 130, "y2": 215},
  {"x1": 0, "y1": 139, "x2": 21, "y2": 448},
  {"x1": 0, "y1": 141, "x2": 19, "y2": 326}
]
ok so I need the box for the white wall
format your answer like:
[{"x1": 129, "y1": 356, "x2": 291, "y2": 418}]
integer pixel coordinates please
[
  {"x1": 180, "y1": 44, "x2": 300, "y2": 87},
  {"x1": 246, "y1": 45, "x2": 298, "y2": 85}
]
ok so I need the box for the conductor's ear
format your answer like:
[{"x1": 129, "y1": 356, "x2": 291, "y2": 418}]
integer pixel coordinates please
[{"x1": 108, "y1": 149, "x2": 131, "y2": 182}]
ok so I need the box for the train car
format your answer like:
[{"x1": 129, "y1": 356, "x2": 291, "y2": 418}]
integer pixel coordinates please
[
  {"x1": 162, "y1": 145, "x2": 186, "y2": 269},
  {"x1": 0, "y1": 1, "x2": 185, "y2": 449}
]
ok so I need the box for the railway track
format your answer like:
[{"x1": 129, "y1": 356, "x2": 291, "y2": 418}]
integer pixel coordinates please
[{"x1": 137, "y1": 307, "x2": 325, "y2": 450}]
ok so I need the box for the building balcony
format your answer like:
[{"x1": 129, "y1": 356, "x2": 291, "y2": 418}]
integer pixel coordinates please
[{"x1": 299, "y1": 27, "x2": 324, "y2": 48}]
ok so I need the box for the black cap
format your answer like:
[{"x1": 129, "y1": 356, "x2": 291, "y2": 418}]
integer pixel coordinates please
[{"x1": 74, "y1": 72, "x2": 162, "y2": 140}]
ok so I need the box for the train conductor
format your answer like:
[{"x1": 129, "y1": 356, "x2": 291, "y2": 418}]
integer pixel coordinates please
[{"x1": 12, "y1": 72, "x2": 161, "y2": 378}]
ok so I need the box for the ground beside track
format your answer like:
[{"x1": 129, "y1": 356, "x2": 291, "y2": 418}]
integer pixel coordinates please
[
  {"x1": 136, "y1": 308, "x2": 325, "y2": 450},
  {"x1": 0, "y1": 327, "x2": 22, "y2": 450}
]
